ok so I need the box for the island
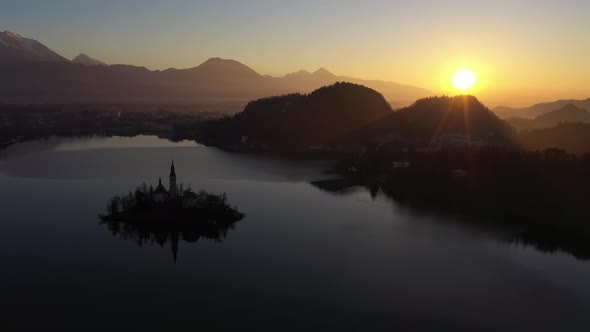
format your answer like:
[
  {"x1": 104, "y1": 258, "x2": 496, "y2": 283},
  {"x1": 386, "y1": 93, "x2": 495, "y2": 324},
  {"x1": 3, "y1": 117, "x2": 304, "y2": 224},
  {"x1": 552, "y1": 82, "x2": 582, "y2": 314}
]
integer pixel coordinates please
[{"x1": 99, "y1": 162, "x2": 244, "y2": 262}]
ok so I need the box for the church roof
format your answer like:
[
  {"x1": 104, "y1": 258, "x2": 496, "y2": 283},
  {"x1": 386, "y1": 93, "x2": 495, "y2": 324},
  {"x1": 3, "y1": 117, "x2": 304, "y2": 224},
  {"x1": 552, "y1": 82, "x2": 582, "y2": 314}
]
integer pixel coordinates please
[{"x1": 154, "y1": 178, "x2": 167, "y2": 194}]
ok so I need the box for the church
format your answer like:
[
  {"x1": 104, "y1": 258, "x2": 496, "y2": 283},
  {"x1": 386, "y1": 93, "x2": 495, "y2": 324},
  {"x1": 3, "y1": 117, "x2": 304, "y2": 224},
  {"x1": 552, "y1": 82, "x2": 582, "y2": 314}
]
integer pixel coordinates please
[
  {"x1": 150, "y1": 161, "x2": 200, "y2": 208},
  {"x1": 153, "y1": 161, "x2": 179, "y2": 202}
]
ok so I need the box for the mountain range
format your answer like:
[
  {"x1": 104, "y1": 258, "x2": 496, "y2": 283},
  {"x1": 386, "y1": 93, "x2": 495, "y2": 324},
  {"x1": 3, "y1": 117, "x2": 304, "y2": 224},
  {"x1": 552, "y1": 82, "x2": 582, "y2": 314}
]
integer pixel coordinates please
[
  {"x1": 0, "y1": 30, "x2": 431, "y2": 105},
  {"x1": 507, "y1": 104, "x2": 590, "y2": 130},
  {"x1": 493, "y1": 98, "x2": 590, "y2": 119}
]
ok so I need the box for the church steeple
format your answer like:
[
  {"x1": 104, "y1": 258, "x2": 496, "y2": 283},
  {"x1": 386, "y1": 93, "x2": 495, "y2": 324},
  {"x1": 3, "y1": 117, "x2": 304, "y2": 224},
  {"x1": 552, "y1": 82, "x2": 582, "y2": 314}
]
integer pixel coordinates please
[
  {"x1": 170, "y1": 160, "x2": 176, "y2": 177},
  {"x1": 169, "y1": 161, "x2": 177, "y2": 198}
]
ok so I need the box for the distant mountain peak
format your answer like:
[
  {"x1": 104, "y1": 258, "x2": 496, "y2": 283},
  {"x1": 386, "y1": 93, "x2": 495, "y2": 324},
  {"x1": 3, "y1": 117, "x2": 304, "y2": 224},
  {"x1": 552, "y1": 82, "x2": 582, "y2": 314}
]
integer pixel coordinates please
[
  {"x1": 284, "y1": 69, "x2": 312, "y2": 78},
  {"x1": 0, "y1": 30, "x2": 68, "y2": 63},
  {"x1": 1, "y1": 31, "x2": 23, "y2": 39},
  {"x1": 72, "y1": 53, "x2": 107, "y2": 66},
  {"x1": 203, "y1": 57, "x2": 226, "y2": 63},
  {"x1": 283, "y1": 67, "x2": 335, "y2": 80},
  {"x1": 293, "y1": 69, "x2": 311, "y2": 75},
  {"x1": 192, "y1": 57, "x2": 261, "y2": 79},
  {"x1": 313, "y1": 67, "x2": 335, "y2": 77},
  {"x1": 536, "y1": 103, "x2": 590, "y2": 121},
  {"x1": 201, "y1": 57, "x2": 243, "y2": 66}
]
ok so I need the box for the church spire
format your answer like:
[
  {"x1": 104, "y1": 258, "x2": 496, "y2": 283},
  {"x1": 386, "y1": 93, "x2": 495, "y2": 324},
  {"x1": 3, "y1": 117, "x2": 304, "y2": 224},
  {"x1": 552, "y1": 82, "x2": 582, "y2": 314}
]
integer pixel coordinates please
[
  {"x1": 169, "y1": 161, "x2": 177, "y2": 198},
  {"x1": 170, "y1": 160, "x2": 176, "y2": 177}
]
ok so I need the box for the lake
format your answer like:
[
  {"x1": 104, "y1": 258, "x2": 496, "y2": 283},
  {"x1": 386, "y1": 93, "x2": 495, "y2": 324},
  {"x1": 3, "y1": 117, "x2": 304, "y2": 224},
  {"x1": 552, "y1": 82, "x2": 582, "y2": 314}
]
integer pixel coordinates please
[{"x1": 1, "y1": 135, "x2": 590, "y2": 331}]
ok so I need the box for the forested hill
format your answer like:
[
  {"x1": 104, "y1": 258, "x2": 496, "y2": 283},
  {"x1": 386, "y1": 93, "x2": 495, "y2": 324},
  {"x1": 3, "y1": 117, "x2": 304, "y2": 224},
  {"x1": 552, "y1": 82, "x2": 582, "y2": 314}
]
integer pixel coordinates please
[
  {"x1": 196, "y1": 82, "x2": 393, "y2": 150},
  {"x1": 196, "y1": 87, "x2": 519, "y2": 153},
  {"x1": 344, "y1": 95, "x2": 517, "y2": 146},
  {"x1": 397, "y1": 95, "x2": 515, "y2": 141}
]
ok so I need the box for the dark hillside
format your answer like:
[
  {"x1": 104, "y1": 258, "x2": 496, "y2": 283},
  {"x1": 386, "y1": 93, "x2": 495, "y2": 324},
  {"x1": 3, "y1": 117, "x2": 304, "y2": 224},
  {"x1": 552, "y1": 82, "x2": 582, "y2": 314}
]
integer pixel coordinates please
[
  {"x1": 519, "y1": 123, "x2": 590, "y2": 155},
  {"x1": 197, "y1": 82, "x2": 393, "y2": 151},
  {"x1": 345, "y1": 95, "x2": 517, "y2": 146}
]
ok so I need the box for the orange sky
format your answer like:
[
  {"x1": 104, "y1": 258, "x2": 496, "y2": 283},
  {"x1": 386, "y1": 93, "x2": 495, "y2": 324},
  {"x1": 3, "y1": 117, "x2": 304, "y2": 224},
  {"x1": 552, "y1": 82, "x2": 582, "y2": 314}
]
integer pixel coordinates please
[{"x1": 3, "y1": 1, "x2": 589, "y2": 106}]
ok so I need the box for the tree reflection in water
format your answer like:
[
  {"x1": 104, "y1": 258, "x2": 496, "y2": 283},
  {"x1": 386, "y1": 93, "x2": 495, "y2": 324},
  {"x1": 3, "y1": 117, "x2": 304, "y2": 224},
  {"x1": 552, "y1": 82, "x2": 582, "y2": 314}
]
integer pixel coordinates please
[
  {"x1": 310, "y1": 178, "x2": 590, "y2": 261},
  {"x1": 100, "y1": 216, "x2": 242, "y2": 262}
]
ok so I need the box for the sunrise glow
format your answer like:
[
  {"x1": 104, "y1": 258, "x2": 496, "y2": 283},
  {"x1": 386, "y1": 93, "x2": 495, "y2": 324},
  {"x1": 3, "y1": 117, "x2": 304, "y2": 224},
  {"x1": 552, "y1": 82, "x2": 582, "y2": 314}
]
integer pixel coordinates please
[{"x1": 452, "y1": 69, "x2": 477, "y2": 91}]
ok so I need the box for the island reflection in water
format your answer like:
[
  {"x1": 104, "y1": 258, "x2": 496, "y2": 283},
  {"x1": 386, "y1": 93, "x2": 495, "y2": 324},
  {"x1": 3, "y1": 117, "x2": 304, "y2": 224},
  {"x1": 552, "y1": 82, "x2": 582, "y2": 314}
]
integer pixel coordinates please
[{"x1": 100, "y1": 215, "x2": 242, "y2": 263}]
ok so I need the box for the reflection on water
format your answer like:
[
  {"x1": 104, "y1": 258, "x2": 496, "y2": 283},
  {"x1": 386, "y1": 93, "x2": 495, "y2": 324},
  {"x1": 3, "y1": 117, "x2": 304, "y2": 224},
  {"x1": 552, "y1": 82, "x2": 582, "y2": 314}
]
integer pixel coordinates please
[
  {"x1": 310, "y1": 177, "x2": 590, "y2": 260},
  {"x1": 0, "y1": 135, "x2": 199, "y2": 161},
  {"x1": 2, "y1": 135, "x2": 590, "y2": 331},
  {"x1": 0, "y1": 135, "x2": 332, "y2": 181},
  {"x1": 54, "y1": 134, "x2": 201, "y2": 151},
  {"x1": 100, "y1": 216, "x2": 241, "y2": 263}
]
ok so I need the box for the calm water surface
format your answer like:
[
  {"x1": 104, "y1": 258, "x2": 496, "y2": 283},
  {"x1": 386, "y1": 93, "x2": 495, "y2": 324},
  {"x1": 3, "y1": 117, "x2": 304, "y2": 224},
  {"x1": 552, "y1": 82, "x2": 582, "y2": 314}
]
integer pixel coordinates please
[{"x1": 1, "y1": 135, "x2": 590, "y2": 331}]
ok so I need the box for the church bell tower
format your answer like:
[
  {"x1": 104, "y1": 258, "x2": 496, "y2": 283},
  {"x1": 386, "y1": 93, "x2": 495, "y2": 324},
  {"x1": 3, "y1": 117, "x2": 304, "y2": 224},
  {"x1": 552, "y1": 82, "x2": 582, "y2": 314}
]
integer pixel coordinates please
[{"x1": 169, "y1": 161, "x2": 177, "y2": 198}]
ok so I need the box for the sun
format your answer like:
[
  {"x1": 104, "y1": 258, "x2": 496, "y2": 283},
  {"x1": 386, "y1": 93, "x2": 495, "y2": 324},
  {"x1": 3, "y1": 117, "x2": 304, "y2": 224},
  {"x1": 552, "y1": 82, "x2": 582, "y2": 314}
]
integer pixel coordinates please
[{"x1": 452, "y1": 69, "x2": 477, "y2": 91}]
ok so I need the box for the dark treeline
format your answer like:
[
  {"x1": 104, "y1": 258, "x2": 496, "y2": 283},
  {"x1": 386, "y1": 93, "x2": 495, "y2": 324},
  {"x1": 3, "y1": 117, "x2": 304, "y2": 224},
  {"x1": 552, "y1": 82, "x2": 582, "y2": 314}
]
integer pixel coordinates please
[
  {"x1": 377, "y1": 147, "x2": 588, "y2": 223},
  {"x1": 0, "y1": 104, "x2": 228, "y2": 149},
  {"x1": 314, "y1": 145, "x2": 590, "y2": 258},
  {"x1": 519, "y1": 123, "x2": 590, "y2": 155},
  {"x1": 102, "y1": 183, "x2": 243, "y2": 225}
]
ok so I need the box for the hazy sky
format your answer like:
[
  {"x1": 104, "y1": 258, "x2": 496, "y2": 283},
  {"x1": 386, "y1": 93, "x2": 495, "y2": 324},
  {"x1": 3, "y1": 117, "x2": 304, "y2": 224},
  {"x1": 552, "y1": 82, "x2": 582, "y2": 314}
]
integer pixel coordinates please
[{"x1": 2, "y1": 0, "x2": 589, "y2": 105}]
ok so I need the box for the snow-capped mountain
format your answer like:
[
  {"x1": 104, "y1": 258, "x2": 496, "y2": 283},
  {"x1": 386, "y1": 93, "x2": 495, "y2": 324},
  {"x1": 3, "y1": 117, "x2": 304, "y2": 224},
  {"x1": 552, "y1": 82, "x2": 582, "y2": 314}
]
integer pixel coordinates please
[{"x1": 0, "y1": 30, "x2": 69, "y2": 63}]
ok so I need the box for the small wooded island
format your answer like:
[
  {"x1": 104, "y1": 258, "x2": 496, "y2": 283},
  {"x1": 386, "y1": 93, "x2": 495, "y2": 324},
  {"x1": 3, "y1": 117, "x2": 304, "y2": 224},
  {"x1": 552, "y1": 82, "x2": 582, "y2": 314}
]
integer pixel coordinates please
[{"x1": 99, "y1": 162, "x2": 244, "y2": 262}]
